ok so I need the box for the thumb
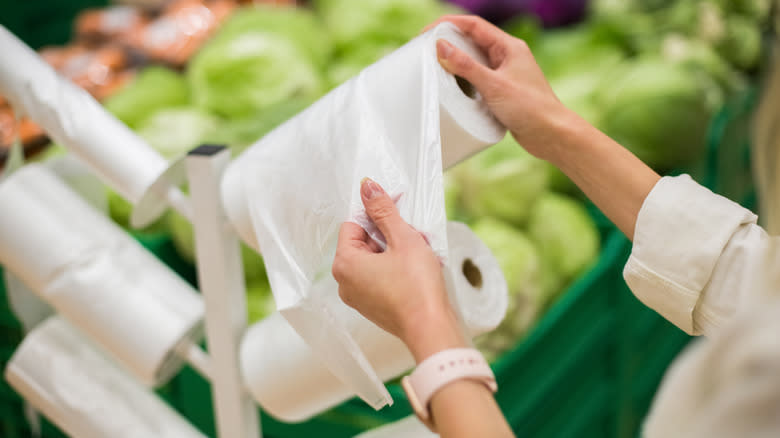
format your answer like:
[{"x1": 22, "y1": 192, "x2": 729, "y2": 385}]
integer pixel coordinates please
[
  {"x1": 436, "y1": 39, "x2": 494, "y2": 93},
  {"x1": 360, "y1": 178, "x2": 407, "y2": 247}
]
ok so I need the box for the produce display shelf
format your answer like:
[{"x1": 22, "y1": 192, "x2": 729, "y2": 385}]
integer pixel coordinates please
[{"x1": 0, "y1": 1, "x2": 760, "y2": 434}]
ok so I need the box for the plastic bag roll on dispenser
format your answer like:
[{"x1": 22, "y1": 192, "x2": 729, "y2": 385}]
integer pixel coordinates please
[
  {"x1": 0, "y1": 164, "x2": 204, "y2": 386},
  {"x1": 355, "y1": 416, "x2": 438, "y2": 438},
  {"x1": 0, "y1": 26, "x2": 184, "y2": 226},
  {"x1": 222, "y1": 22, "x2": 506, "y2": 410},
  {"x1": 240, "y1": 221, "x2": 508, "y2": 422},
  {"x1": 5, "y1": 317, "x2": 207, "y2": 438}
]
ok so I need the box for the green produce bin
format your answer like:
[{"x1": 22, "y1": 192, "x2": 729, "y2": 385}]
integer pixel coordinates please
[
  {"x1": 0, "y1": 0, "x2": 108, "y2": 50},
  {"x1": 169, "y1": 225, "x2": 627, "y2": 438},
  {"x1": 0, "y1": 87, "x2": 758, "y2": 437}
]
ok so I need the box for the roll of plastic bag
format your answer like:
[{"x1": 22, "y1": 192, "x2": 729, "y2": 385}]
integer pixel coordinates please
[
  {"x1": 240, "y1": 221, "x2": 507, "y2": 422},
  {"x1": 223, "y1": 22, "x2": 505, "y2": 410},
  {"x1": 0, "y1": 164, "x2": 203, "y2": 386},
  {"x1": 5, "y1": 317, "x2": 207, "y2": 438},
  {"x1": 0, "y1": 26, "x2": 168, "y2": 206},
  {"x1": 354, "y1": 416, "x2": 438, "y2": 438}
]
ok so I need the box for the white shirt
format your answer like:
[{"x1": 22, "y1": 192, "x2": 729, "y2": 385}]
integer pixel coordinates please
[
  {"x1": 625, "y1": 175, "x2": 780, "y2": 437},
  {"x1": 358, "y1": 174, "x2": 780, "y2": 438}
]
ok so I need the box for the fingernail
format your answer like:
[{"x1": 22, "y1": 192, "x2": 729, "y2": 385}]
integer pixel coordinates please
[
  {"x1": 361, "y1": 177, "x2": 383, "y2": 199},
  {"x1": 437, "y1": 39, "x2": 454, "y2": 59}
]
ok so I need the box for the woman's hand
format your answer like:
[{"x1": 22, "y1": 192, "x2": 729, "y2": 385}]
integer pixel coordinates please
[
  {"x1": 428, "y1": 14, "x2": 660, "y2": 240},
  {"x1": 427, "y1": 15, "x2": 577, "y2": 163},
  {"x1": 332, "y1": 178, "x2": 467, "y2": 363}
]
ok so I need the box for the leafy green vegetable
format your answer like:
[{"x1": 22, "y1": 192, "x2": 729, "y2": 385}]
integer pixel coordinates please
[
  {"x1": 527, "y1": 193, "x2": 599, "y2": 284},
  {"x1": 105, "y1": 188, "x2": 167, "y2": 232},
  {"x1": 533, "y1": 24, "x2": 625, "y2": 79},
  {"x1": 209, "y1": 6, "x2": 332, "y2": 69},
  {"x1": 716, "y1": 14, "x2": 763, "y2": 70},
  {"x1": 137, "y1": 108, "x2": 222, "y2": 160},
  {"x1": 168, "y1": 210, "x2": 267, "y2": 283},
  {"x1": 325, "y1": 42, "x2": 397, "y2": 88},
  {"x1": 103, "y1": 67, "x2": 190, "y2": 129},
  {"x1": 443, "y1": 171, "x2": 461, "y2": 221},
  {"x1": 247, "y1": 279, "x2": 276, "y2": 323},
  {"x1": 204, "y1": 97, "x2": 314, "y2": 154},
  {"x1": 661, "y1": 34, "x2": 747, "y2": 97},
  {"x1": 471, "y1": 217, "x2": 544, "y2": 361},
  {"x1": 459, "y1": 134, "x2": 549, "y2": 226},
  {"x1": 314, "y1": 0, "x2": 451, "y2": 51},
  {"x1": 594, "y1": 59, "x2": 715, "y2": 170},
  {"x1": 188, "y1": 7, "x2": 327, "y2": 119}
]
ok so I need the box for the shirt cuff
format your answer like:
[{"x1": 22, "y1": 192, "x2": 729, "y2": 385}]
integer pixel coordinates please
[{"x1": 623, "y1": 175, "x2": 757, "y2": 335}]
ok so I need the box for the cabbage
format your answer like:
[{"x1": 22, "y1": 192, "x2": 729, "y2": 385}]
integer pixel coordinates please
[
  {"x1": 246, "y1": 279, "x2": 276, "y2": 323},
  {"x1": 204, "y1": 97, "x2": 314, "y2": 153},
  {"x1": 527, "y1": 193, "x2": 599, "y2": 284},
  {"x1": 208, "y1": 6, "x2": 332, "y2": 69},
  {"x1": 471, "y1": 217, "x2": 545, "y2": 360},
  {"x1": 715, "y1": 15, "x2": 763, "y2": 70},
  {"x1": 137, "y1": 108, "x2": 222, "y2": 160},
  {"x1": 314, "y1": 0, "x2": 451, "y2": 50},
  {"x1": 168, "y1": 210, "x2": 267, "y2": 283},
  {"x1": 103, "y1": 67, "x2": 190, "y2": 129},
  {"x1": 325, "y1": 42, "x2": 397, "y2": 88},
  {"x1": 459, "y1": 134, "x2": 549, "y2": 226},
  {"x1": 533, "y1": 24, "x2": 625, "y2": 79},
  {"x1": 443, "y1": 171, "x2": 462, "y2": 221},
  {"x1": 661, "y1": 34, "x2": 747, "y2": 97},
  {"x1": 595, "y1": 59, "x2": 716, "y2": 170},
  {"x1": 316, "y1": 0, "x2": 457, "y2": 87},
  {"x1": 188, "y1": 7, "x2": 327, "y2": 119}
]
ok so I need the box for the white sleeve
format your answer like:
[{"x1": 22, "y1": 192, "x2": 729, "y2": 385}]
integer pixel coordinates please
[
  {"x1": 623, "y1": 175, "x2": 780, "y2": 336},
  {"x1": 642, "y1": 295, "x2": 780, "y2": 438}
]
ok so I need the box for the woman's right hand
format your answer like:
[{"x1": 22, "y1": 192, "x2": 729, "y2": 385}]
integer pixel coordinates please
[
  {"x1": 428, "y1": 15, "x2": 580, "y2": 163},
  {"x1": 428, "y1": 15, "x2": 661, "y2": 241}
]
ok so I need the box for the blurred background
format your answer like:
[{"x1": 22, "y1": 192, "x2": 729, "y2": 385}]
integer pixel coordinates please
[{"x1": 0, "y1": 0, "x2": 776, "y2": 437}]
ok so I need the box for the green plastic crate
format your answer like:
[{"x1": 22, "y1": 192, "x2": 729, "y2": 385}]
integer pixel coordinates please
[
  {"x1": 166, "y1": 220, "x2": 626, "y2": 438},
  {"x1": 0, "y1": 0, "x2": 108, "y2": 50}
]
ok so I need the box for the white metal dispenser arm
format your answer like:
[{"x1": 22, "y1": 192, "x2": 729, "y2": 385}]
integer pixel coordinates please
[
  {"x1": 0, "y1": 25, "x2": 190, "y2": 224},
  {"x1": 186, "y1": 145, "x2": 261, "y2": 438}
]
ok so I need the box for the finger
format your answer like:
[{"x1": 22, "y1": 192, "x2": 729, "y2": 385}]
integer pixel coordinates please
[
  {"x1": 333, "y1": 223, "x2": 371, "y2": 284},
  {"x1": 367, "y1": 237, "x2": 383, "y2": 253},
  {"x1": 436, "y1": 38, "x2": 496, "y2": 89},
  {"x1": 360, "y1": 177, "x2": 408, "y2": 248},
  {"x1": 424, "y1": 15, "x2": 505, "y2": 61},
  {"x1": 337, "y1": 222, "x2": 372, "y2": 252}
]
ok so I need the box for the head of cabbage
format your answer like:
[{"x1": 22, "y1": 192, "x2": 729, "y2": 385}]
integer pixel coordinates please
[
  {"x1": 471, "y1": 217, "x2": 545, "y2": 360},
  {"x1": 187, "y1": 6, "x2": 328, "y2": 119},
  {"x1": 458, "y1": 134, "x2": 550, "y2": 227}
]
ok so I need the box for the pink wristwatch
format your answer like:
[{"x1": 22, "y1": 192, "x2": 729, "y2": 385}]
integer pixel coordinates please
[{"x1": 401, "y1": 348, "x2": 497, "y2": 432}]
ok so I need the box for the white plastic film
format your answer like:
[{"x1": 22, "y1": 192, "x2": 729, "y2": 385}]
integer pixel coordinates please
[
  {"x1": 223, "y1": 22, "x2": 504, "y2": 410},
  {"x1": 354, "y1": 416, "x2": 437, "y2": 438},
  {"x1": 0, "y1": 164, "x2": 203, "y2": 386},
  {"x1": 5, "y1": 317, "x2": 207, "y2": 438},
  {"x1": 0, "y1": 26, "x2": 167, "y2": 204},
  {"x1": 240, "y1": 222, "x2": 507, "y2": 422}
]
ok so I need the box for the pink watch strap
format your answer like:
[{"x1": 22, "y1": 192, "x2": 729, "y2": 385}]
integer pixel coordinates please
[{"x1": 402, "y1": 348, "x2": 497, "y2": 431}]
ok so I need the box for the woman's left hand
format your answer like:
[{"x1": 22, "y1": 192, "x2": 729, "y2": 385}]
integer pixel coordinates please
[{"x1": 332, "y1": 178, "x2": 466, "y2": 362}]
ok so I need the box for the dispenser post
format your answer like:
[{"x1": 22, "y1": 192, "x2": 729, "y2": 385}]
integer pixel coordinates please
[{"x1": 186, "y1": 145, "x2": 260, "y2": 438}]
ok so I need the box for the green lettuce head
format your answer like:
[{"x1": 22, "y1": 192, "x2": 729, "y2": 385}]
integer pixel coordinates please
[
  {"x1": 471, "y1": 217, "x2": 545, "y2": 360},
  {"x1": 527, "y1": 193, "x2": 600, "y2": 285},
  {"x1": 459, "y1": 134, "x2": 550, "y2": 227},
  {"x1": 188, "y1": 6, "x2": 327, "y2": 119}
]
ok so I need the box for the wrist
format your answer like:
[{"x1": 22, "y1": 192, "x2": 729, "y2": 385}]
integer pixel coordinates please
[
  {"x1": 402, "y1": 306, "x2": 468, "y2": 364},
  {"x1": 543, "y1": 107, "x2": 594, "y2": 166}
]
